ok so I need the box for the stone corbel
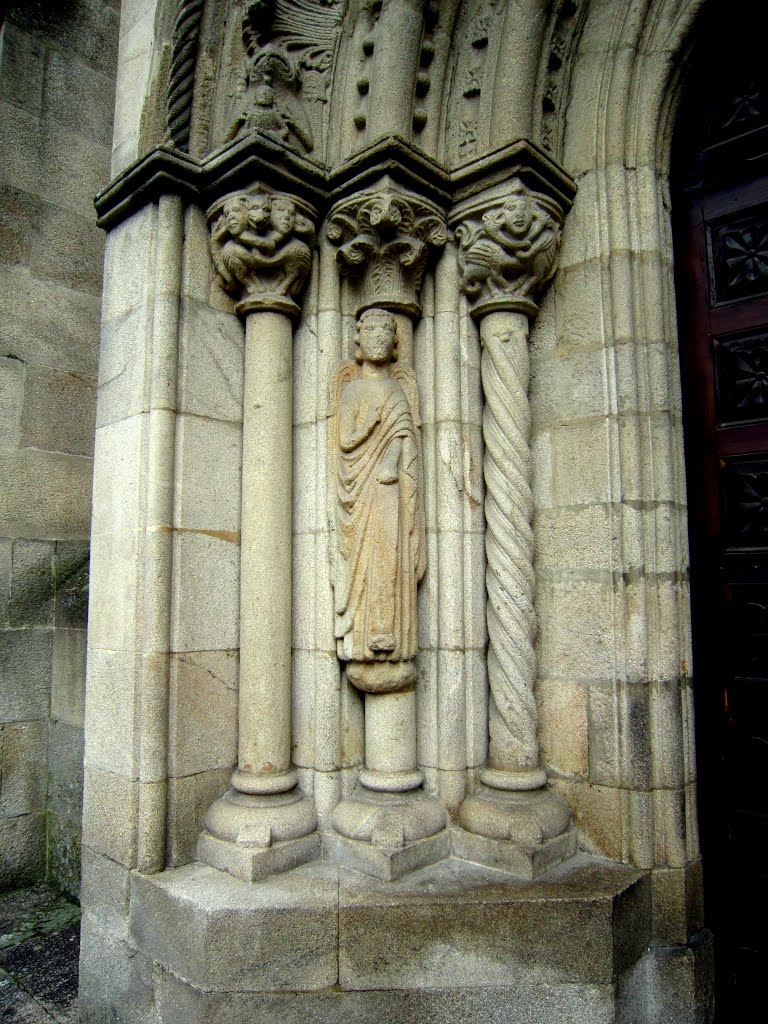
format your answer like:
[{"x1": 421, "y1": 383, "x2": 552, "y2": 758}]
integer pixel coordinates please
[
  {"x1": 197, "y1": 183, "x2": 320, "y2": 882},
  {"x1": 450, "y1": 174, "x2": 577, "y2": 878}
]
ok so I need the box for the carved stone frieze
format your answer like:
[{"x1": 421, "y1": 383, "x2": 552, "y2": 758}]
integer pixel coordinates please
[
  {"x1": 455, "y1": 179, "x2": 563, "y2": 319},
  {"x1": 207, "y1": 188, "x2": 315, "y2": 318},
  {"x1": 328, "y1": 309, "x2": 426, "y2": 695},
  {"x1": 327, "y1": 180, "x2": 447, "y2": 317},
  {"x1": 226, "y1": 0, "x2": 346, "y2": 154}
]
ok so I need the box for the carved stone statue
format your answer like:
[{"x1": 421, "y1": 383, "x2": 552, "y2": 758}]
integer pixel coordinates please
[
  {"x1": 456, "y1": 180, "x2": 561, "y2": 315},
  {"x1": 329, "y1": 309, "x2": 426, "y2": 694},
  {"x1": 209, "y1": 191, "x2": 314, "y2": 306},
  {"x1": 227, "y1": 47, "x2": 314, "y2": 152}
]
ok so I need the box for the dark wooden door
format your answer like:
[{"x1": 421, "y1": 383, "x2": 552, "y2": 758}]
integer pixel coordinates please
[{"x1": 678, "y1": 176, "x2": 768, "y2": 1017}]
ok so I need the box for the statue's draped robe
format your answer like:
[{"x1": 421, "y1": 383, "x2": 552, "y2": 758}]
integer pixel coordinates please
[{"x1": 334, "y1": 376, "x2": 421, "y2": 664}]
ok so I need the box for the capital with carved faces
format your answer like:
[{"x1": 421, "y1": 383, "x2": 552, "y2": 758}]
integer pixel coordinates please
[
  {"x1": 454, "y1": 179, "x2": 563, "y2": 320},
  {"x1": 207, "y1": 186, "x2": 316, "y2": 320}
]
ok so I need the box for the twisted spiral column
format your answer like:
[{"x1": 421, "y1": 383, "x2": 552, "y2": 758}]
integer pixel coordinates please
[
  {"x1": 479, "y1": 311, "x2": 547, "y2": 789},
  {"x1": 166, "y1": 0, "x2": 205, "y2": 151}
]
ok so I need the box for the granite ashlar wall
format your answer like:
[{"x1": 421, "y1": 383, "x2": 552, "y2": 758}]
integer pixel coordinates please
[{"x1": 0, "y1": 0, "x2": 120, "y2": 897}]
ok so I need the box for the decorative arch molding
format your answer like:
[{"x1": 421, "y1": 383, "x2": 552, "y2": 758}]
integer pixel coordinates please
[{"x1": 535, "y1": 0, "x2": 707, "y2": 893}]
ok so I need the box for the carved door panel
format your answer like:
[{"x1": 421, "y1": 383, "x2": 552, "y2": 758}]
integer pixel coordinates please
[{"x1": 678, "y1": 176, "x2": 768, "y2": 1017}]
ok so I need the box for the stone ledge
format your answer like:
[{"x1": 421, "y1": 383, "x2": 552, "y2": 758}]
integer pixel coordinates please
[{"x1": 128, "y1": 853, "x2": 649, "y2": 1000}]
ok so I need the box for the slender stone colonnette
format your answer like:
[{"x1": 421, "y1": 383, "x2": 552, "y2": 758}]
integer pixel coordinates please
[{"x1": 197, "y1": 186, "x2": 320, "y2": 881}]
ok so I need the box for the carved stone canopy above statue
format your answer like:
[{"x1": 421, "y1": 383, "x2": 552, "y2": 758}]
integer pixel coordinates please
[
  {"x1": 207, "y1": 186, "x2": 316, "y2": 319},
  {"x1": 327, "y1": 179, "x2": 448, "y2": 318}
]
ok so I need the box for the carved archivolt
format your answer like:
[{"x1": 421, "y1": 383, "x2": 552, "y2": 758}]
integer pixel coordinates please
[{"x1": 328, "y1": 182, "x2": 447, "y2": 316}]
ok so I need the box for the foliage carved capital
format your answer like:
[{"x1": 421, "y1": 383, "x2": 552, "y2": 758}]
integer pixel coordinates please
[
  {"x1": 207, "y1": 187, "x2": 316, "y2": 319},
  {"x1": 327, "y1": 180, "x2": 448, "y2": 318},
  {"x1": 454, "y1": 180, "x2": 563, "y2": 320}
]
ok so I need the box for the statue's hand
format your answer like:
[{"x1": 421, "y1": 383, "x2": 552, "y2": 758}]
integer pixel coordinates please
[{"x1": 377, "y1": 463, "x2": 399, "y2": 484}]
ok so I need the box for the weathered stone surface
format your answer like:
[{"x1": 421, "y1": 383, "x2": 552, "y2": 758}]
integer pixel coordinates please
[
  {"x1": 0, "y1": 629, "x2": 51, "y2": 723},
  {"x1": 0, "y1": 356, "x2": 24, "y2": 446},
  {"x1": 51, "y1": 628, "x2": 86, "y2": 729},
  {"x1": 0, "y1": 720, "x2": 47, "y2": 818},
  {"x1": 131, "y1": 862, "x2": 339, "y2": 992},
  {"x1": 0, "y1": 813, "x2": 45, "y2": 890}
]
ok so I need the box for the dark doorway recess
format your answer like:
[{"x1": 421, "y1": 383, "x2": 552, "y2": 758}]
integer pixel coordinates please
[{"x1": 672, "y1": 2, "x2": 768, "y2": 1018}]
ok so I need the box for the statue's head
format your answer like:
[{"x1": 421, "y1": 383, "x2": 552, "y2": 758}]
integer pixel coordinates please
[
  {"x1": 253, "y1": 83, "x2": 276, "y2": 108},
  {"x1": 271, "y1": 197, "x2": 295, "y2": 235},
  {"x1": 248, "y1": 193, "x2": 272, "y2": 229},
  {"x1": 502, "y1": 185, "x2": 536, "y2": 239},
  {"x1": 223, "y1": 196, "x2": 251, "y2": 236},
  {"x1": 355, "y1": 308, "x2": 397, "y2": 364}
]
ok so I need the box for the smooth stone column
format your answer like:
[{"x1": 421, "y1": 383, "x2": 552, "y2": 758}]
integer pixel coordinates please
[{"x1": 198, "y1": 190, "x2": 319, "y2": 882}]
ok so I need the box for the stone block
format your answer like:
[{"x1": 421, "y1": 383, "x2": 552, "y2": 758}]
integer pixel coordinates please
[
  {"x1": 0, "y1": 354, "x2": 24, "y2": 445},
  {"x1": 551, "y1": 778, "x2": 626, "y2": 862},
  {"x1": 530, "y1": 348, "x2": 607, "y2": 430},
  {"x1": 0, "y1": 719, "x2": 47, "y2": 816},
  {"x1": 0, "y1": 541, "x2": 11, "y2": 625},
  {"x1": 534, "y1": 504, "x2": 612, "y2": 574},
  {"x1": 8, "y1": 539, "x2": 54, "y2": 627},
  {"x1": 537, "y1": 678, "x2": 589, "y2": 779},
  {"x1": 326, "y1": 828, "x2": 451, "y2": 882},
  {"x1": 47, "y1": 810, "x2": 82, "y2": 902},
  {"x1": 54, "y1": 540, "x2": 90, "y2": 628},
  {"x1": 95, "y1": 307, "x2": 154, "y2": 428},
  {"x1": 28, "y1": 198, "x2": 105, "y2": 296},
  {"x1": 291, "y1": 530, "x2": 316, "y2": 650},
  {"x1": 0, "y1": 812, "x2": 45, "y2": 889},
  {"x1": 531, "y1": 430, "x2": 554, "y2": 508},
  {"x1": 51, "y1": 627, "x2": 86, "y2": 727},
  {"x1": 536, "y1": 577, "x2": 615, "y2": 682},
  {"x1": 169, "y1": 650, "x2": 238, "y2": 777},
  {"x1": 154, "y1": 975, "x2": 619, "y2": 1024},
  {"x1": 0, "y1": 100, "x2": 42, "y2": 197},
  {"x1": 91, "y1": 414, "x2": 148, "y2": 536},
  {"x1": 167, "y1": 767, "x2": 232, "y2": 868},
  {"x1": 40, "y1": 121, "x2": 111, "y2": 220},
  {"x1": 453, "y1": 825, "x2": 579, "y2": 880},
  {"x1": 111, "y1": 13, "x2": 159, "y2": 174},
  {"x1": 553, "y1": 420, "x2": 611, "y2": 506},
  {"x1": 651, "y1": 861, "x2": 705, "y2": 948},
  {"x1": 86, "y1": 529, "x2": 140, "y2": 652},
  {"x1": 80, "y1": 846, "x2": 133, "y2": 943},
  {"x1": 588, "y1": 681, "x2": 651, "y2": 790},
  {"x1": 174, "y1": 415, "x2": 242, "y2": 534},
  {"x1": 101, "y1": 204, "x2": 158, "y2": 322},
  {"x1": 177, "y1": 299, "x2": 244, "y2": 423},
  {"x1": 292, "y1": 649, "x2": 346, "y2": 771},
  {"x1": 0, "y1": 627, "x2": 52, "y2": 722},
  {"x1": 0, "y1": 22, "x2": 45, "y2": 116},
  {"x1": 20, "y1": 364, "x2": 96, "y2": 456},
  {"x1": 43, "y1": 50, "x2": 116, "y2": 149},
  {"x1": 83, "y1": 647, "x2": 139, "y2": 776},
  {"x1": 1, "y1": 447, "x2": 93, "y2": 538},
  {"x1": 47, "y1": 719, "x2": 84, "y2": 819},
  {"x1": 171, "y1": 531, "x2": 240, "y2": 652},
  {"x1": 463, "y1": 529, "x2": 487, "y2": 651},
  {"x1": 338, "y1": 855, "x2": 650, "y2": 990},
  {"x1": 0, "y1": 267, "x2": 100, "y2": 375},
  {"x1": 554, "y1": 258, "x2": 605, "y2": 352},
  {"x1": 131, "y1": 861, "x2": 340, "y2": 992},
  {"x1": 79, "y1": 914, "x2": 159, "y2": 1024},
  {"x1": 649, "y1": 678, "x2": 686, "y2": 790},
  {"x1": 198, "y1": 830, "x2": 323, "y2": 884},
  {"x1": 7, "y1": 0, "x2": 120, "y2": 79},
  {"x1": 81, "y1": 766, "x2": 138, "y2": 867}
]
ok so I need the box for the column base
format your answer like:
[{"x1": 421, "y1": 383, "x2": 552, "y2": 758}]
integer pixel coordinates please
[
  {"x1": 198, "y1": 787, "x2": 318, "y2": 882},
  {"x1": 329, "y1": 787, "x2": 448, "y2": 880},
  {"x1": 456, "y1": 784, "x2": 576, "y2": 879}
]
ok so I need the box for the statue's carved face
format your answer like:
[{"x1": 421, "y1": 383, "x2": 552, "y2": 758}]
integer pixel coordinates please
[
  {"x1": 224, "y1": 199, "x2": 250, "y2": 236},
  {"x1": 503, "y1": 196, "x2": 534, "y2": 238},
  {"x1": 271, "y1": 199, "x2": 295, "y2": 235},
  {"x1": 357, "y1": 314, "x2": 396, "y2": 363},
  {"x1": 249, "y1": 195, "x2": 272, "y2": 228}
]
